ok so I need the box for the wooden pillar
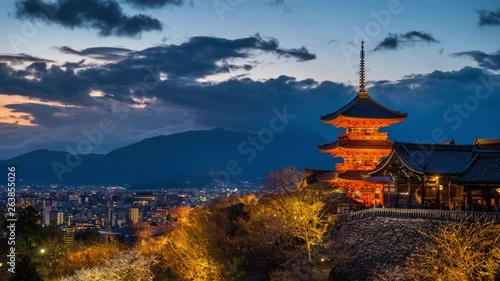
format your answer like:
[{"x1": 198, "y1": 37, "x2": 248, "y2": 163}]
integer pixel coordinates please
[
  {"x1": 407, "y1": 176, "x2": 412, "y2": 209},
  {"x1": 495, "y1": 188, "x2": 499, "y2": 206},
  {"x1": 436, "y1": 177, "x2": 441, "y2": 209},
  {"x1": 394, "y1": 176, "x2": 400, "y2": 208},
  {"x1": 467, "y1": 186, "x2": 472, "y2": 211},
  {"x1": 420, "y1": 176, "x2": 426, "y2": 208},
  {"x1": 486, "y1": 186, "x2": 492, "y2": 210}
]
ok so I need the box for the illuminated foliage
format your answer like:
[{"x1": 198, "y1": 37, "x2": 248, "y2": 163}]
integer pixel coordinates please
[
  {"x1": 243, "y1": 192, "x2": 327, "y2": 264},
  {"x1": 161, "y1": 209, "x2": 231, "y2": 281},
  {"x1": 60, "y1": 241, "x2": 125, "y2": 274},
  {"x1": 61, "y1": 249, "x2": 157, "y2": 281},
  {"x1": 168, "y1": 206, "x2": 194, "y2": 225},
  {"x1": 374, "y1": 220, "x2": 500, "y2": 281}
]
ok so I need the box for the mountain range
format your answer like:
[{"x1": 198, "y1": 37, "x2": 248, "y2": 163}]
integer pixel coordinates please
[{"x1": 0, "y1": 129, "x2": 335, "y2": 187}]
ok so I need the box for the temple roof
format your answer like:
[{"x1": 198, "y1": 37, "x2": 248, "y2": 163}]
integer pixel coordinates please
[
  {"x1": 321, "y1": 93, "x2": 407, "y2": 122},
  {"x1": 316, "y1": 170, "x2": 366, "y2": 182},
  {"x1": 474, "y1": 138, "x2": 500, "y2": 150},
  {"x1": 371, "y1": 142, "x2": 474, "y2": 175},
  {"x1": 319, "y1": 138, "x2": 393, "y2": 151},
  {"x1": 454, "y1": 151, "x2": 500, "y2": 184}
]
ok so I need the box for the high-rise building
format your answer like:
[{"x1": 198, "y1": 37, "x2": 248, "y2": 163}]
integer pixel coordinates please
[
  {"x1": 49, "y1": 210, "x2": 64, "y2": 225},
  {"x1": 129, "y1": 207, "x2": 140, "y2": 224}
]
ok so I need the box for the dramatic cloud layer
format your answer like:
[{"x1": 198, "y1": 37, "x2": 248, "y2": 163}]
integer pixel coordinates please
[
  {"x1": 452, "y1": 50, "x2": 500, "y2": 70},
  {"x1": 0, "y1": 35, "x2": 316, "y2": 107},
  {"x1": 478, "y1": 8, "x2": 500, "y2": 26},
  {"x1": 57, "y1": 46, "x2": 134, "y2": 61},
  {"x1": 0, "y1": 35, "x2": 499, "y2": 160},
  {"x1": 15, "y1": 0, "x2": 162, "y2": 37},
  {"x1": 374, "y1": 31, "x2": 439, "y2": 51}
]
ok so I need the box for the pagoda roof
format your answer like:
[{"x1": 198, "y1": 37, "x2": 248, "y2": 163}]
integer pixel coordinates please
[
  {"x1": 454, "y1": 150, "x2": 500, "y2": 184},
  {"x1": 319, "y1": 138, "x2": 393, "y2": 151},
  {"x1": 317, "y1": 170, "x2": 366, "y2": 182},
  {"x1": 321, "y1": 93, "x2": 407, "y2": 122},
  {"x1": 370, "y1": 142, "x2": 474, "y2": 175},
  {"x1": 474, "y1": 138, "x2": 500, "y2": 151}
]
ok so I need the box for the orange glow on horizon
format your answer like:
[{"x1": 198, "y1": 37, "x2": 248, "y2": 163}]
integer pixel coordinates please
[{"x1": 0, "y1": 94, "x2": 79, "y2": 126}]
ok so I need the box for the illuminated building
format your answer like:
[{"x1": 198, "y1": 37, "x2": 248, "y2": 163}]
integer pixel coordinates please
[
  {"x1": 369, "y1": 139, "x2": 500, "y2": 209},
  {"x1": 64, "y1": 227, "x2": 75, "y2": 245},
  {"x1": 49, "y1": 210, "x2": 64, "y2": 225},
  {"x1": 316, "y1": 41, "x2": 406, "y2": 206},
  {"x1": 129, "y1": 207, "x2": 140, "y2": 224}
]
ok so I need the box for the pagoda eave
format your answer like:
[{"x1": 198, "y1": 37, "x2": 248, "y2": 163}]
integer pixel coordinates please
[
  {"x1": 319, "y1": 147, "x2": 393, "y2": 154},
  {"x1": 322, "y1": 116, "x2": 406, "y2": 128}
]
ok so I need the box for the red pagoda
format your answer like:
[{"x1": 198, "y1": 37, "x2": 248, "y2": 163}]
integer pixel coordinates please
[{"x1": 317, "y1": 41, "x2": 407, "y2": 206}]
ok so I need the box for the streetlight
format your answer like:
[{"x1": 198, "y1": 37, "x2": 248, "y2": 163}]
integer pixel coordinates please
[{"x1": 40, "y1": 248, "x2": 46, "y2": 254}]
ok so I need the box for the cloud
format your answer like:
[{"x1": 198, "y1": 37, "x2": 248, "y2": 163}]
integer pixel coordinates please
[
  {"x1": 0, "y1": 35, "x2": 315, "y2": 107},
  {"x1": 478, "y1": 8, "x2": 500, "y2": 26},
  {"x1": 62, "y1": 59, "x2": 86, "y2": 69},
  {"x1": 0, "y1": 62, "x2": 97, "y2": 106},
  {"x1": 122, "y1": 0, "x2": 187, "y2": 8},
  {"x1": 80, "y1": 34, "x2": 315, "y2": 84},
  {"x1": 451, "y1": 50, "x2": 500, "y2": 70},
  {"x1": 374, "y1": 31, "x2": 440, "y2": 51},
  {"x1": 276, "y1": 47, "x2": 316, "y2": 61},
  {"x1": 57, "y1": 46, "x2": 133, "y2": 61},
  {"x1": 0, "y1": 54, "x2": 54, "y2": 64},
  {"x1": 15, "y1": 0, "x2": 162, "y2": 37}
]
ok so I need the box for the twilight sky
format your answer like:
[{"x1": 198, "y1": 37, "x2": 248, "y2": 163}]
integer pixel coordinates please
[{"x1": 0, "y1": 0, "x2": 499, "y2": 159}]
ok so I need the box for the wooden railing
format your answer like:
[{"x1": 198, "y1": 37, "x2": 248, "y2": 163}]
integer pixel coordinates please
[{"x1": 333, "y1": 208, "x2": 500, "y2": 223}]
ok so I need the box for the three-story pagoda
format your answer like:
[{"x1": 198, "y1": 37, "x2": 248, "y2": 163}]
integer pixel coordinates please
[{"x1": 317, "y1": 41, "x2": 407, "y2": 206}]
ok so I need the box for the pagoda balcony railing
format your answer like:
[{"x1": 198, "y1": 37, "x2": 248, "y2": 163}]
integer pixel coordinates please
[
  {"x1": 332, "y1": 208, "x2": 500, "y2": 223},
  {"x1": 340, "y1": 132, "x2": 388, "y2": 140},
  {"x1": 335, "y1": 163, "x2": 374, "y2": 172}
]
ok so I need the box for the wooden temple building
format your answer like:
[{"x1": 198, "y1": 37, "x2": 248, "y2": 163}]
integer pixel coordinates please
[
  {"x1": 308, "y1": 42, "x2": 500, "y2": 210},
  {"x1": 368, "y1": 140, "x2": 500, "y2": 210}
]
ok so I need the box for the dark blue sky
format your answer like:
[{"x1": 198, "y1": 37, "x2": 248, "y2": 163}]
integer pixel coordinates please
[{"x1": 0, "y1": 0, "x2": 499, "y2": 158}]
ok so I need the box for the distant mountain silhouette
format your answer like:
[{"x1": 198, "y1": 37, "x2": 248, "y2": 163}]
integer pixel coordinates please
[{"x1": 0, "y1": 129, "x2": 335, "y2": 186}]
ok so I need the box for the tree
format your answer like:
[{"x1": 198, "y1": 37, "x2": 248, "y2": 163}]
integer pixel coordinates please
[
  {"x1": 161, "y1": 209, "x2": 231, "y2": 281},
  {"x1": 17, "y1": 206, "x2": 42, "y2": 251},
  {"x1": 227, "y1": 257, "x2": 246, "y2": 281},
  {"x1": 242, "y1": 192, "x2": 327, "y2": 264},
  {"x1": 61, "y1": 250, "x2": 157, "y2": 281},
  {"x1": 60, "y1": 241, "x2": 125, "y2": 275},
  {"x1": 9, "y1": 254, "x2": 41, "y2": 281},
  {"x1": 32, "y1": 238, "x2": 68, "y2": 279},
  {"x1": 273, "y1": 192, "x2": 327, "y2": 263},
  {"x1": 402, "y1": 219, "x2": 500, "y2": 281},
  {"x1": 263, "y1": 167, "x2": 302, "y2": 194}
]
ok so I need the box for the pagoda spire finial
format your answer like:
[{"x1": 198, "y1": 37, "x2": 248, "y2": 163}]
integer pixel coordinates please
[{"x1": 359, "y1": 40, "x2": 367, "y2": 96}]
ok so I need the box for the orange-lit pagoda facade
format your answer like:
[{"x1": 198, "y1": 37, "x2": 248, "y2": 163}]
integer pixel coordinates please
[{"x1": 317, "y1": 42, "x2": 407, "y2": 206}]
